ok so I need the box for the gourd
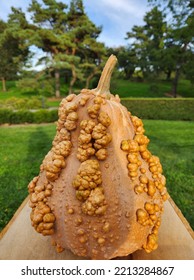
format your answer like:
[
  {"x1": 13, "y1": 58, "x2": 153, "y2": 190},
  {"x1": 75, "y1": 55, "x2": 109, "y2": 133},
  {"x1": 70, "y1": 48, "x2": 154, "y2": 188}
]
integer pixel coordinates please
[{"x1": 28, "y1": 55, "x2": 168, "y2": 260}]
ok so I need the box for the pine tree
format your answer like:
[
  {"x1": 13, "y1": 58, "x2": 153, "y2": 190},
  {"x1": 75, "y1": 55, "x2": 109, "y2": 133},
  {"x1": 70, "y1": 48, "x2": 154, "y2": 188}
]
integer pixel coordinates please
[
  {"x1": 25, "y1": 0, "x2": 105, "y2": 95},
  {"x1": 148, "y1": 0, "x2": 194, "y2": 97},
  {"x1": 126, "y1": 7, "x2": 167, "y2": 79},
  {"x1": 27, "y1": 0, "x2": 69, "y2": 97},
  {"x1": 0, "y1": 14, "x2": 30, "y2": 92},
  {"x1": 66, "y1": 0, "x2": 105, "y2": 93}
]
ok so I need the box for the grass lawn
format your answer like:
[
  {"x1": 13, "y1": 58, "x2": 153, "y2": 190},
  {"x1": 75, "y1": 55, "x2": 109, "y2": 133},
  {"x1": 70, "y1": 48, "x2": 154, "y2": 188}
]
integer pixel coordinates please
[
  {"x1": 111, "y1": 79, "x2": 166, "y2": 98},
  {"x1": 112, "y1": 79, "x2": 194, "y2": 98},
  {"x1": 1, "y1": 78, "x2": 194, "y2": 108},
  {"x1": 0, "y1": 81, "x2": 35, "y2": 100},
  {"x1": 143, "y1": 120, "x2": 194, "y2": 230},
  {"x1": 0, "y1": 120, "x2": 193, "y2": 232},
  {"x1": 0, "y1": 124, "x2": 56, "y2": 231}
]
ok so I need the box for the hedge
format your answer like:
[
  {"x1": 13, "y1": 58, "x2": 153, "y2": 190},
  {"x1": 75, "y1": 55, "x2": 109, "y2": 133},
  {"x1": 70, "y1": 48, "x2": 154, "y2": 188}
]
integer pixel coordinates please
[
  {"x1": 0, "y1": 109, "x2": 58, "y2": 125},
  {"x1": 121, "y1": 98, "x2": 194, "y2": 121},
  {"x1": 0, "y1": 98, "x2": 193, "y2": 124},
  {"x1": 0, "y1": 97, "x2": 47, "y2": 110}
]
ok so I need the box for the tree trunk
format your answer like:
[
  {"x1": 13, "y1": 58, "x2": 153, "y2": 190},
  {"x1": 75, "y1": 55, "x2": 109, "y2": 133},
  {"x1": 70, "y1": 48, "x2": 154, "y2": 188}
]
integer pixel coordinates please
[
  {"x1": 166, "y1": 70, "x2": 171, "y2": 81},
  {"x1": 85, "y1": 71, "x2": 96, "y2": 89},
  {"x1": 171, "y1": 43, "x2": 188, "y2": 98},
  {"x1": 125, "y1": 68, "x2": 135, "y2": 80},
  {"x1": 69, "y1": 64, "x2": 77, "y2": 95},
  {"x1": 171, "y1": 67, "x2": 180, "y2": 98},
  {"x1": 55, "y1": 69, "x2": 60, "y2": 98},
  {"x1": 1, "y1": 77, "x2": 6, "y2": 92}
]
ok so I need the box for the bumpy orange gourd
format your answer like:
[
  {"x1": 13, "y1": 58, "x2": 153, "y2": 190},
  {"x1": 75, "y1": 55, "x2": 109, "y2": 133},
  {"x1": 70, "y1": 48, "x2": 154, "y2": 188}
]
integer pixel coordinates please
[{"x1": 28, "y1": 55, "x2": 168, "y2": 259}]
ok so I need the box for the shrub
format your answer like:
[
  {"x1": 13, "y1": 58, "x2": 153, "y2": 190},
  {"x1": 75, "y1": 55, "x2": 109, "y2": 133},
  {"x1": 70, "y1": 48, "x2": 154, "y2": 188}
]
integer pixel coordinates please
[
  {"x1": 0, "y1": 98, "x2": 193, "y2": 124},
  {"x1": 0, "y1": 109, "x2": 58, "y2": 125},
  {"x1": 0, "y1": 97, "x2": 45, "y2": 110},
  {"x1": 33, "y1": 109, "x2": 58, "y2": 124},
  {"x1": 25, "y1": 97, "x2": 45, "y2": 109},
  {"x1": 5, "y1": 98, "x2": 26, "y2": 110},
  {"x1": 16, "y1": 77, "x2": 55, "y2": 97},
  {"x1": 0, "y1": 109, "x2": 14, "y2": 124},
  {"x1": 9, "y1": 110, "x2": 34, "y2": 124},
  {"x1": 48, "y1": 109, "x2": 58, "y2": 122},
  {"x1": 121, "y1": 98, "x2": 194, "y2": 121}
]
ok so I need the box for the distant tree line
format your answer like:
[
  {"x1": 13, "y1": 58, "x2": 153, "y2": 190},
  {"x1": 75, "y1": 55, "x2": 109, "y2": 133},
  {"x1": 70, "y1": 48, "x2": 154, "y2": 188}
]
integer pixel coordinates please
[
  {"x1": 0, "y1": 0, "x2": 106, "y2": 96},
  {"x1": 0, "y1": 0, "x2": 193, "y2": 97},
  {"x1": 109, "y1": 0, "x2": 194, "y2": 97}
]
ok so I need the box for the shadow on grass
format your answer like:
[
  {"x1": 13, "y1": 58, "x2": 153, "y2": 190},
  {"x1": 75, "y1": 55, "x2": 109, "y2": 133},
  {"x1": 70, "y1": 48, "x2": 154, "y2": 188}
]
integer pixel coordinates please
[
  {"x1": 0, "y1": 126, "x2": 53, "y2": 231},
  {"x1": 25, "y1": 126, "x2": 53, "y2": 180}
]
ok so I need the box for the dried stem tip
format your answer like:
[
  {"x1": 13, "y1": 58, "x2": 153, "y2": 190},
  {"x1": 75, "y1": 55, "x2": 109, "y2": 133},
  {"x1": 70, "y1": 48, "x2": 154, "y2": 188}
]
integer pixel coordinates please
[{"x1": 94, "y1": 55, "x2": 118, "y2": 97}]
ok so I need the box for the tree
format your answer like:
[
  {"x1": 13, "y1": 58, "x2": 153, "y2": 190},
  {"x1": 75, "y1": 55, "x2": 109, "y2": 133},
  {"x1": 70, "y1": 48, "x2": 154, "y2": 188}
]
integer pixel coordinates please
[
  {"x1": 0, "y1": 20, "x2": 9, "y2": 91},
  {"x1": 148, "y1": 0, "x2": 193, "y2": 19},
  {"x1": 107, "y1": 46, "x2": 138, "y2": 79},
  {"x1": 126, "y1": 7, "x2": 168, "y2": 79},
  {"x1": 27, "y1": 0, "x2": 69, "y2": 97},
  {"x1": 0, "y1": 15, "x2": 30, "y2": 92},
  {"x1": 126, "y1": 2, "x2": 194, "y2": 96},
  {"x1": 80, "y1": 38, "x2": 106, "y2": 89},
  {"x1": 148, "y1": 0, "x2": 194, "y2": 97},
  {"x1": 25, "y1": 0, "x2": 105, "y2": 96},
  {"x1": 65, "y1": 0, "x2": 106, "y2": 93}
]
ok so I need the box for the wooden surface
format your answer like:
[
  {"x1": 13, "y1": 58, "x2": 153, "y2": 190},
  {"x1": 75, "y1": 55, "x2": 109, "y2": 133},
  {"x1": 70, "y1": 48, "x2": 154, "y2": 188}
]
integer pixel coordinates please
[{"x1": 0, "y1": 197, "x2": 193, "y2": 260}]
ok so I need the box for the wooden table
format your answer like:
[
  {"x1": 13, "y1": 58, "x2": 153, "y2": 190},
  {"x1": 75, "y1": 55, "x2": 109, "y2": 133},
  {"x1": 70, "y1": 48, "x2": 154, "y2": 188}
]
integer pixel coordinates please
[{"x1": 0, "y1": 196, "x2": 193, "y2": 260}]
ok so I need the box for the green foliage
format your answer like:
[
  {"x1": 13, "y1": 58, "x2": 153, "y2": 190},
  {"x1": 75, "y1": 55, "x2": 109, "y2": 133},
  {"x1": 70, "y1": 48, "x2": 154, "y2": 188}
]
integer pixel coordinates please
[
  {"x1": 122, "y1": 98, "x2": 194, "y2": 121},
  {"x1": 32, "y1": 109, "x2": 58, "y2": 123},
  {"x1": 1, "y1": 77, "x2": 193, "y2": 105},
  {"x1": 0, "y1": 14, "x2": 30, "y2": 91},
  {"x1": 126, "y1": 7, "x2": 168, "y2": 78},
  {"x1": 25, "y1": 0, "x2": 106, "y2": 95},
  {"x1": 107, "y1": 46, "x2": 137, "y2": 79},
  {"x1": 0, "y1": 109, "x2": 58, "y2": 124},
  {"x1": 16, "y1": 76, "x2": 55, "y2": 97},
  {"x1": 16, "y1": 78, "x2": 39, "y2": 93},
  {"x1": 0, "y1": 0, "x2": 106, "y2": 97},
  {"x1": 0, "y1": 109, "x2": 13, "y2": 124},
  {"x1": 0, "y1": 0, "x2": 193, "y2": 100},
  {"x1": 0, "y1": 97, "x2": 44, "y2": 110},
  {"x1": 9, "y1": 110, "x2": 34, "y2": 124},
  {"x1": 146, "y1": 0, "x2": 194, "y2": 97},
  {"x1": 0, "y1": 98, "x2": 193, "y2": 125},
  {"x1": 125, "y1": 2, "x2": 194, "y2": 99}
]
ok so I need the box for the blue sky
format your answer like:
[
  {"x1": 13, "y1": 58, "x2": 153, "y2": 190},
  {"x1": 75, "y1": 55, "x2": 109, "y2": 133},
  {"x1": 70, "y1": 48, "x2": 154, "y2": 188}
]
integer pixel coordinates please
[{"x1": 0, "y1": 0, "x2": 150, "y2": 47}]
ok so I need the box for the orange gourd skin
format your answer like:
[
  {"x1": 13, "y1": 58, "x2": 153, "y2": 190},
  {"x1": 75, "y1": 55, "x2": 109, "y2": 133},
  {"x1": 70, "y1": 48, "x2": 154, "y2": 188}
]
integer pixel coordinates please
[{"x1": 28, "y1": 56, "x2": 168, "y2": 259}]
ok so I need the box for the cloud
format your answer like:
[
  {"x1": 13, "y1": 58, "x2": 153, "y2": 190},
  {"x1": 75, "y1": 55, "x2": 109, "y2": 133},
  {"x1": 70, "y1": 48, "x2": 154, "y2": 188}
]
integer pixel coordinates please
[
  {"x1": 0, "y1": 0, "x2": 150, "y2": 47},
  {"x1": 85, "y1": 0, "x2": 149, "y2": 46},
  {"x1": 0, "y1": 0, "x2": 30, "y2": 20},
  {"x1": 98, "y1": 0, "x2": 147, "y2": 18}
]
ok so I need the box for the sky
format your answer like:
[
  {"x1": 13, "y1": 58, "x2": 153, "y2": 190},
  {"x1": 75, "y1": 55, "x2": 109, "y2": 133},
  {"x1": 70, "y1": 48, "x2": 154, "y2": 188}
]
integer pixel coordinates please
[
  {"x1": 0, "y1": 0, "x2": 151, "y2": 69},
  {"x1": 0, "y1": 0, "x2": 151, "y2": 47}
]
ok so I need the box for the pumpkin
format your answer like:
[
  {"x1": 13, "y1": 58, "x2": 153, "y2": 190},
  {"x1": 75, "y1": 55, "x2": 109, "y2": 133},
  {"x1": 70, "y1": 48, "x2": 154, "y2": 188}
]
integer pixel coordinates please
[{"x1": 28, "y1": 55, "x2": 168, "y2": 260}]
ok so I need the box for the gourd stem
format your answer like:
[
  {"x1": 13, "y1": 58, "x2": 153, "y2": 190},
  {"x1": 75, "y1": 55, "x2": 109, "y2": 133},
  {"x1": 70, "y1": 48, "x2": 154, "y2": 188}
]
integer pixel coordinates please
[{"x1": 95, "y1": 55, "x2": 117, "y2": 97}]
